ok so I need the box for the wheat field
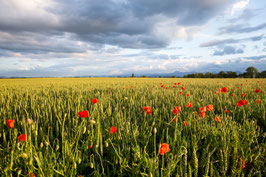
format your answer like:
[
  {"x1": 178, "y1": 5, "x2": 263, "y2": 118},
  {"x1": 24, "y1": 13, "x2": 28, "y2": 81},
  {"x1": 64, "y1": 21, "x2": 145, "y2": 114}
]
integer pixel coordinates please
[{"x1": 0, "y1": 78, "x2": 265, "y2": 176}]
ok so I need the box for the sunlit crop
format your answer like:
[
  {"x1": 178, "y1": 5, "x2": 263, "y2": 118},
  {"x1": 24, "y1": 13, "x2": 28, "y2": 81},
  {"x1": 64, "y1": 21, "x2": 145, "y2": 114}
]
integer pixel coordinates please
[{"x1": 0, "y1": 78, "x2": 265, "y2": 176}]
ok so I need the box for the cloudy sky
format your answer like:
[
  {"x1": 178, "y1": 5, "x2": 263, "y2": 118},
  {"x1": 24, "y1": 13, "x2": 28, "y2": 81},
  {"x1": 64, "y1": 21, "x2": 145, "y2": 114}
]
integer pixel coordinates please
[{"x1": 0, "y1": 0, "x2": 265, "y2": 77}]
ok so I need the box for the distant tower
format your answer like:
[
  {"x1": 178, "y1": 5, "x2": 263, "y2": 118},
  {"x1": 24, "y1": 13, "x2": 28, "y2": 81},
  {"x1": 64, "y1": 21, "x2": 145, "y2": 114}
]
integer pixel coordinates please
[{"x1": 132, "y1": 73, "x2": 135, "y2": 78}]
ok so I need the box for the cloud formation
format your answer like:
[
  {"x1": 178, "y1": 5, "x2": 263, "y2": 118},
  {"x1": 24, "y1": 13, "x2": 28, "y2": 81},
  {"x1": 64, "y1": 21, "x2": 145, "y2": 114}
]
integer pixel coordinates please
[
  {"x1": 213, "y1": 46, "x2": 244, "y2": 56},
  {"x1": 0, "y1": 0, "x2": 239, "y2": 51},
  {"x1": 218, "y1": 23, "x2": 266, "y2": 34},
  {"x1": 0, "y1": 0, "x2": 265, "y2": 77},
  {"x1": 200, "y1": 34, "x2": 264, "y2": 47}
]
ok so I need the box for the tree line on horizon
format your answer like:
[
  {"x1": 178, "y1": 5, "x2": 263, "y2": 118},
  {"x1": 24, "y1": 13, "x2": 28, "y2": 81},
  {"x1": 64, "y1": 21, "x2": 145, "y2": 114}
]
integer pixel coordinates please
[{"x1": 183, "y1": 67, "x2": 266, "y2": 78}]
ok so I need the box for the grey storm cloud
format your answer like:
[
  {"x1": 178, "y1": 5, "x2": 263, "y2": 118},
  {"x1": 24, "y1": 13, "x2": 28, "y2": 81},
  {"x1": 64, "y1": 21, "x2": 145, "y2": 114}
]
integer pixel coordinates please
[
  {"x1": 0, "y1": 32, "x2": 87, "y2": 54},
  {"x1": 0, "y1": 0, "x2": 239, "y2": 53},
  {"x1": 200, "y1": 34, "x2": 264, "y2": 47},
  {"x1": 218, "y1": 23, "x2": 266, "y2": 34},
  {"x1": 213, "y1": 45, "x2": 244, "y2": 56}
]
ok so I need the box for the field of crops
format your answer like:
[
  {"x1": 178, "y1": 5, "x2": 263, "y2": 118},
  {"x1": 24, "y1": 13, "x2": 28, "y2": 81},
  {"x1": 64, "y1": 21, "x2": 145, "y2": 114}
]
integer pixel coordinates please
[{"x1": 0, "y1": 78, "x2": 265, "y2": 177}]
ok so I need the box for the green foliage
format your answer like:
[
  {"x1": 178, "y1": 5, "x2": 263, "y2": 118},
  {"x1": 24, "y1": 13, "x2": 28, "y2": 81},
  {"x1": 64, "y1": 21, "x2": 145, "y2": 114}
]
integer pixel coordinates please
[{"x1": 0, "y1": 78, "x2": 265, "y2": 176}]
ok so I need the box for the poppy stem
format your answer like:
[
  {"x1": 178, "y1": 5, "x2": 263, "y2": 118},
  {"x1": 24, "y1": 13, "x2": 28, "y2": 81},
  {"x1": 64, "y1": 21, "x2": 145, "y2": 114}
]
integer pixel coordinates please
[
  {"x1": 154, "y1": 131, "x2": 156, "y2": 157},
  {"x1": 161, "y1": 155, "x2": 164, "y2": 177}
]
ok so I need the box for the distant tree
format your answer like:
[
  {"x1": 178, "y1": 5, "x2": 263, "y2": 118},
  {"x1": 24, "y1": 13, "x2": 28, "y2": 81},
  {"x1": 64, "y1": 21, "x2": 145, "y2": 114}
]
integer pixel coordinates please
[
  {"x1": 198, "y1": 73, "x2": 205, "y2": 78},
  {"x1": 257, "y1": 70, "x2": 266, "y2": 78},
  {"x1": 131, "y1": 73, "x2": 135, "y2": 78},
  {"x1": 218, "y1": 71, "x2": 226, "y2": 78},
  {"x1": 171, "y1": 76, "x2": 177, "y2": 78},
  {"x1": 205, "y1": 72, "x2": 216, "y2": 78},
  {"x1": 226, "y1": 71, "x2": 237, "y2": 78},
  {"x1": 245, "y1": 67, "x2": 258, "y2": 78}
]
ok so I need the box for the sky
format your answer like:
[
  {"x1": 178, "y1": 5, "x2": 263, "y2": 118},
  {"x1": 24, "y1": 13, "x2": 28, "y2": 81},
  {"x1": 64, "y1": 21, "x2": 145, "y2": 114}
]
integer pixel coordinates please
[{"x1": 0, "y1": 0, "x2": 265, "y2": 77}]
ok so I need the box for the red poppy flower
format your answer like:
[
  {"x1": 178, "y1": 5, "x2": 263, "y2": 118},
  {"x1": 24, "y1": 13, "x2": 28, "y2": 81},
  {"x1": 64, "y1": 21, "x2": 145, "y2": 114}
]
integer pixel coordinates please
[
  {"x1": 241, "y1": 93, "x2": 245, "y2": 97},
  {"x1": 216, "y1": 81, "x2": 219, "y2": 84},
  {"x1": 159, "y1": 143, "x2": 170, "y2": 155},
  {"x1": 142, "y1": 106, "x2": 151, "y2": 111},
  {"x1": 221, "y1": 87, "x2": 228, "y2": 93},
  {"x1": 173, "y1": 85, "x2": 176, "y2": 88},
  {"x1": 29, "y1": 172, "x2": 36, "y2": 177},
  {"x1": 215, "y1": 91, "x2": 218, "y2": 94},
  {"x1": 257, "y1": 81, "x2": 259, "y2": 83},
  {"x1": 186, "y1": 102, "x2": 192, "y2": 108},
  {"x1": 172, "y1": 108, "x2": 179, "y2": 115},
  {"x1": 179, "y1": 92, "x2": 183, "y2": 95},
  {"x1": 231, "y1": 94, "x2": 235, "y2": 96},
  {"x1": 218, "y1": 88, "x2": 221, "y2": 91},
  {"x1": 262, "y1": 86, "x2": 264, "y2": 88},
  {"x1": 178, "y1": 82, "x2": 181, "y2": 85},
  {"x1": 254, "y1": 89, "x2": 261, "y2": 93},
  {"x1": 160, "y1": 83, "x2": 162, "y2": 85},
  {"x1": 246, "y1": 80, "x2": 248, "y2": 82},
  {"x1": 89, "y1": 145, "x2": 92, "y2": 149},
  {"x1": 206, "y1": 104, "x2": 214, "y2": 111},
  {"x1": 173, "y1": 106, "x2": 181, "y2": 114},
  {"x1": 131, "y1": 86, "x2": 133, "y2": 88},
  {"x1": 18, "y1": 134, "x2": 26, "y2": 142},
  {"x1": 200, "y1": 107, "x2": 206, "y2": 113},
  {"x1": 109, "y1": 88, "x2": 111, "y2": 90},
  {"x1": 237, "y1": 159, "x2": 246, "y2": 170},
  {"x1": 240, "y1": 83, "x2": 243, "y2": 86},
  {"x1": 146, "y1": 108, "x2": 152, "y2": 115},
  {"x1": 215, "y1": 116, "x2": 221, "y2": 123},
  {"x1": 200, "y1": 112, "x2": 205, "y2": 118},
  {"x1": 91, "y1": 98, "x2": 98, "y2": 104},
  {"x1": 237, "y1": 87, "x2": 240, "y2": 89},
  {"x1": 110, "y1": 126, "x2": 117, "y2": 134},
  {"x1": 165, "y1": 87, "x2": 168, "y2": 89},
  {"x1": 174, "y1": 83, "x2": 177, "y2": 85},
  {"x1": 78, "y1": 110, "x2": 89, "y2": 118},
  {"x1": 181, "y1": 87, "x2": 185, "y2": 90},
  {"x1": 173, "y1": 118, "x2": 177, "y2": 122},
  {"x1": 224, "y1": 110, "x2": 229, "y2": 114},
  {"x1": 186, "y1": 94, "x2": 190, "y2": 96},
  {"x1": 6, "y1": 120, "x2": 15, "y2": 128},
  {"x1": 256, "y1": 100, "x2": 260, "y2": 104},
  {"x1": 237, "y1": 100, "x2": 247, "y2": 107},
  {"x1": 183, "y1": 121, "x2": 188, "y2": 126},
  {"x1": 161, "y1": 85, "x2": 164, "y2": 88}
]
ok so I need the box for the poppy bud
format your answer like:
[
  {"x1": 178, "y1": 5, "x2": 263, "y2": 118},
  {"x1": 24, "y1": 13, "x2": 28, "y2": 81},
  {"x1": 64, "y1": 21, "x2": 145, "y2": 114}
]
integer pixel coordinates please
[
  {"x1": 17, "y1": 142, "x2": 20, "y2": 149},
  {"x1": 22, "y1": 153, "x2": 28, "y2": 159},
  {"x1": 56, "y1": 145, "x2": 59, "y2": 151},
  {"x1": 105, "y1": 141, "x2": 109, "y2": 147},
  {"x1": 90, "y1": 163, "x2": 94, "y2": 169},
  {"x1": 153, "y1": 127, "x2": 157, "y2": 134},
  {"x1": 78, "y1": 158, "x2": 82, "y2": 164},
  {"x1": 29, "y1": 159, "x2": 33, "y2": 166},
  {"x1": 40, "y1": 142, "x2": 43, "y2": 148},
  {"x1": 27, "y1": 118, "x2": 33, "y2": 125},
  {"x1": 88, "y1": 120, "x2": 96, "y2": 125},
  {"x1": 45, "y1": 141, "x2": 49, "y2": 147},
  {"x1": 83, "y1": 127, "x2": 86, "y2": 134},
  {"x1": 34, "y1": 130, "x2": 38, "y2": 136}
]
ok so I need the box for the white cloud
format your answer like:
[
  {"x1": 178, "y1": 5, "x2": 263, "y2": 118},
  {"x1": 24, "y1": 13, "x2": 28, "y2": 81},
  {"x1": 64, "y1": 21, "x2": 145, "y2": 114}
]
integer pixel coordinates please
[{"x1": 231, "y1": 0, "x2": 249, "y2": 14}]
